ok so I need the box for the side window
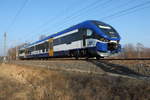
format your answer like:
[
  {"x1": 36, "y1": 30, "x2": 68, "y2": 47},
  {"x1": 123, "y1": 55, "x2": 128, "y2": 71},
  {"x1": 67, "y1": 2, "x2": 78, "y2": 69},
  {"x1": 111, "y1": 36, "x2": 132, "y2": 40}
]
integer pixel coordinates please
[{"x1": 87, "y1": 29, "x2": 93, "y2": 36}]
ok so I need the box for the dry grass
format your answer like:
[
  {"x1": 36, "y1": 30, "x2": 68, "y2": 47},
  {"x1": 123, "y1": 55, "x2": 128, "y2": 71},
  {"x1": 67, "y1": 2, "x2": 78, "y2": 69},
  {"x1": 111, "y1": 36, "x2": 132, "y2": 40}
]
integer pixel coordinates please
[
  {"x1": 107, "y1": 60, "x2": 150, "y2": 66},
  {"x1": 0, "y1": 63, "x2": 149, "y2": 100},
  {"x1": 107, "y1": 60, "x2": 150, "y2": 76}
]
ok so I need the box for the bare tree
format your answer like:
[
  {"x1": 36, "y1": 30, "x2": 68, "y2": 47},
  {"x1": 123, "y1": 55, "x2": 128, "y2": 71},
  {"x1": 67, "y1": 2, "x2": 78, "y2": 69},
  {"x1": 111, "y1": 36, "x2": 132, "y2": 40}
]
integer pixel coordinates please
[
  {"x1": 7, "y1": 47, "x2": 16, "y2": 60},
  {"x1": 116, "y1": 43, "x2": 150, "y2": 58},
  {"x1": 136, "y1": 43, "x2": 144, "y2": 58},
  {"x1": 7, "y1": 43, "x2": 28, "y2": 60},
  {"x1": 123, "y1": 44, "x2": 136, "y2": 58}
]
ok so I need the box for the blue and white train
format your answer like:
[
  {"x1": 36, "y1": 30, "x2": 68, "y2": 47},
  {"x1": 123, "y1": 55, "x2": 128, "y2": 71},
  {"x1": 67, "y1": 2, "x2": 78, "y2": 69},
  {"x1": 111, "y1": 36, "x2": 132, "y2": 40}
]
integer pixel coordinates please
[{"x1": 18, "y1": 20, "x2": 121, "y2": 59}]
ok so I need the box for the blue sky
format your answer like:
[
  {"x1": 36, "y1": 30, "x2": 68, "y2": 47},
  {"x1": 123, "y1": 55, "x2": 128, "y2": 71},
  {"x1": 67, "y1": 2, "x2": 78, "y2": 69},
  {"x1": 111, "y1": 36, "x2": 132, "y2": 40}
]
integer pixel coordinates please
[{"x1": 0, "y1": 0, "x2": 150, "y2": 56}]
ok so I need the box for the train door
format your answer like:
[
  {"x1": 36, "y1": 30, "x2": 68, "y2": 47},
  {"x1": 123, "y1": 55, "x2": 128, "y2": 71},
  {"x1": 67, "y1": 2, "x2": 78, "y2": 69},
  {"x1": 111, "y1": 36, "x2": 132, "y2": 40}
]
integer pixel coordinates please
[
  {"x1": 81, "y1": 28, "x2": 86, "y2": 47},
  {"x1": 83, "y1": 34, "x2": 86, "y2": 47},
  {"x1": 25, "y1": 48, "x2": 28, "y2": 57},
  {"x1": 48, "y1": 38, "x2": 54, "y2": 56}
]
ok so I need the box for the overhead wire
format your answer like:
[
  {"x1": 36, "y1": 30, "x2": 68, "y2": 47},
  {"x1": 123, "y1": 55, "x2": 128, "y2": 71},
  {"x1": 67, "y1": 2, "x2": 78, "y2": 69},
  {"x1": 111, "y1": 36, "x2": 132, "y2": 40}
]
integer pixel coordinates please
[
  {"x1": 43, "y1": 0, "x2": 150, "y2": 39},
  {"x1": 21, "y1": 0, "x2": 150, "y2": 45},
  {"x1": 106, "y1": 4, "x2": 150, "y2": 21},
  {"x1": 35, "y1": 0, "x2": 112, "y2": 38},
  {"x1": 89, "y1": 0, "x2": 136, "y2": 19},
  {"x1": 56, "y1": 0, "x2": 150, "y2": 30},
  {"x1": 21, "y1": 0, "x2": 91, "y2": 43},
  {"x1": 55, "y1": 0, "x2": 113, "y2": 31},
  {"x1": 6, "y1": 0, "x2": 29, "y2": 32},
  {"x1": 58, "y1": 0, "x2": 141, "y2": 29},
  {"x1": 100, "y1": 0, "x2": 150, "y2": 20},
  {"x1": 39, "y1": 0, "x2": 134, "y2": 36},
  {"x1": 32, "y1": 0, "x2": 103, "y2": 37}
]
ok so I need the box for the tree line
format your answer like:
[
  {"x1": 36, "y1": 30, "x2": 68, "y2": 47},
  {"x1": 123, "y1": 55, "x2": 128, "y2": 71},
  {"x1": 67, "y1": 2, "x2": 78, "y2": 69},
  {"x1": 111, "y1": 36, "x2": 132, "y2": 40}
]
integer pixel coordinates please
[{"x1": 118, "y1": 43, "x2": 150, "y2": 58}]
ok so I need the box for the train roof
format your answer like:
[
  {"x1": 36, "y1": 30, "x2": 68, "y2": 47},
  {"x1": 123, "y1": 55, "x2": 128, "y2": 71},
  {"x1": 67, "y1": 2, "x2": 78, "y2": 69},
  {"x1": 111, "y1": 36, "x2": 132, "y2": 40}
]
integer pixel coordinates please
[{"x1": 20, "y1": 20, "x2": 111, "y2": 49}]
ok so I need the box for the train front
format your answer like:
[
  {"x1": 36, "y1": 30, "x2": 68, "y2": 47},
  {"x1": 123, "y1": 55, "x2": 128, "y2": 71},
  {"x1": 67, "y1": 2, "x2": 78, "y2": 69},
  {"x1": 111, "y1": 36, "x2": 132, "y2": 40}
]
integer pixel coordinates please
[{"x1": 92, "y1": 21, "x2": 121, "y2": 57}]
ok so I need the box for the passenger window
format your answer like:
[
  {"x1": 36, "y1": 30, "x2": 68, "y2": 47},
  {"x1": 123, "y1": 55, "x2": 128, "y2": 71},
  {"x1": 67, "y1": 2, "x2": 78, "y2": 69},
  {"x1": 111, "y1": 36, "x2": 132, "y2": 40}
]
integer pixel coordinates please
[{"x1": 87, "y1": 29, "x2": 93, "y2": 36}]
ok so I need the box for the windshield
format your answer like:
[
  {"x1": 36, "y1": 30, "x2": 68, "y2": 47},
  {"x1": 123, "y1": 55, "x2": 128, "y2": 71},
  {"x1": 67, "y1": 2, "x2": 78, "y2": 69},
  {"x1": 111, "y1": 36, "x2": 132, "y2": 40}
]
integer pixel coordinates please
[
  {"x1": 98, "y1": 25, "x2": 118, "y2": 38},
  {"x1": 92, "y1": 21, "x2": 119, "y2": 38}
]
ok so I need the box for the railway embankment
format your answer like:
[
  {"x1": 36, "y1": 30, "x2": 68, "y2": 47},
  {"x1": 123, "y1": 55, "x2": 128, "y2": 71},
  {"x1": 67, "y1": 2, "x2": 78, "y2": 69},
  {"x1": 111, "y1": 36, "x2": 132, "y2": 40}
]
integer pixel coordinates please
[
  {"x1": 8, "y1": 60, "x2": 150, "y2": 78},
  {"x1": 106, "y1": 60, "x2": 150, "y2": 76},
  {"x1": 0, "y1": 60, "x2": 150, "y2": 100}
]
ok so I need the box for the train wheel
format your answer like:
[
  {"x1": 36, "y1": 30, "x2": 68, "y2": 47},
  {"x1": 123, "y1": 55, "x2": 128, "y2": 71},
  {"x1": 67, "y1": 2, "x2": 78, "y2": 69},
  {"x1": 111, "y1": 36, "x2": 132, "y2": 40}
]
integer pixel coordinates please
[
  {"x1": 75, "y1": 50, "x2": 80, "y2": 60},
  {"x1": 85, "y1": 57, "x2": 89, "y2": 60},
  {"x1": 96, "y1": 57, "x2": 100, "y2": 60},
  {"x1": 75, "y1": 56, "x2": 79, "y2": 60}
]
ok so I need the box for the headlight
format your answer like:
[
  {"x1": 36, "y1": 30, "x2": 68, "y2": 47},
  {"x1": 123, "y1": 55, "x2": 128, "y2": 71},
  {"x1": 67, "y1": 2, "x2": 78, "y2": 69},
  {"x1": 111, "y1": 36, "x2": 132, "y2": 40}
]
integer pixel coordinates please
[
  {"x1": 100, "y1": 38, "x2": 104, "y2": 41},
  {"x1": 99, "y1": 38, "x2": 109, "y2": 42}
]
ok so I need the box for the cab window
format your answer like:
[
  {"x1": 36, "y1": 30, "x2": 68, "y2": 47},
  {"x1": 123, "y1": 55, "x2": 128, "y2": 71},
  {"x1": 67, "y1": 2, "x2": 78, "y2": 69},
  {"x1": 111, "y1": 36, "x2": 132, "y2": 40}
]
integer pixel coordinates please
[{"x1": 87, "y1": 29, "x2": 93, "y2": 36}]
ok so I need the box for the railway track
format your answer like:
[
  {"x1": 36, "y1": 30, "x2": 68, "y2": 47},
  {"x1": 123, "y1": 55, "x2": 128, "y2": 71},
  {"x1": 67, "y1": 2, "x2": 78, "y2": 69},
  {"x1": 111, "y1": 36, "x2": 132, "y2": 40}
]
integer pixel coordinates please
[
  {"x1": 24, "y1": 57, "x2": 150, "y2": 60},
  {"x1": 7, "y1": 59, "x2": 150, "y2": 81},
  {"x1": 5, "y1": 57, "x2": 150, "y2": 61},
  {"x1": 101, "y1": 58, "x2": 150, "y2": 60}
]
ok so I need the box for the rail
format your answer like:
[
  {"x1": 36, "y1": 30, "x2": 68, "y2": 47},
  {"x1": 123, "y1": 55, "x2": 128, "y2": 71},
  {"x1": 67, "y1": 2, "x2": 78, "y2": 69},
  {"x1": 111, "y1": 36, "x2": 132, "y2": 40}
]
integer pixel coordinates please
[{"x1": 101, "y1": 58, "x2": 150, "y2": 60}]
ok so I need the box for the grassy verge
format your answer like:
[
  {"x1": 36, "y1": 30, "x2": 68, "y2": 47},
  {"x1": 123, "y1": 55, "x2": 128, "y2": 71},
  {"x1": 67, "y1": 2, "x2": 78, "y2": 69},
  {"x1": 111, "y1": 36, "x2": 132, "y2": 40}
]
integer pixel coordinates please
[{"x1": 0, "y1": 64, "x2": 149, "y2": 100}]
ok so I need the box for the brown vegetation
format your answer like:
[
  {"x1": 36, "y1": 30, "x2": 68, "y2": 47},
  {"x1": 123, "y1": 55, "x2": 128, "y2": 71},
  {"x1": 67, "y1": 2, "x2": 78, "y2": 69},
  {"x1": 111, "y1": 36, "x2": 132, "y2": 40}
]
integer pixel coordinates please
[
  {"x1": 7, "y1": 43, "x2": 28, "y2": 60},
  {"x1": 7, "y1": 47, "x2": 17, "y2": 60},
  {"x1": 0, "y1": 64, "x2": 149, "y2": 100},
  {"x1": 117, "y1": 43, "x2": 150, "y2": 58}
]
